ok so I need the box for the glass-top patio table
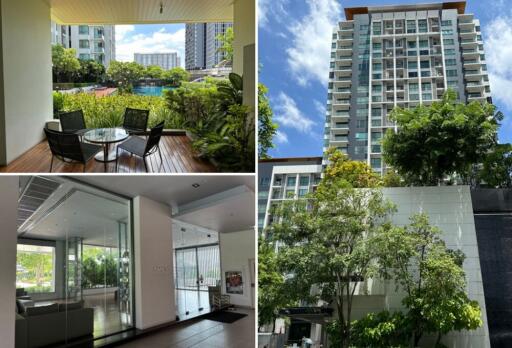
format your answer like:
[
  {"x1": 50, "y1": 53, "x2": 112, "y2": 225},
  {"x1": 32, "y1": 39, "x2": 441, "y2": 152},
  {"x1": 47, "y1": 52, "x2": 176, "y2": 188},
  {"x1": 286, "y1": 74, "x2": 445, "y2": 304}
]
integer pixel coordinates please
[{"x1": 84, "y1": 128, "x2": 129, "y2": 171}]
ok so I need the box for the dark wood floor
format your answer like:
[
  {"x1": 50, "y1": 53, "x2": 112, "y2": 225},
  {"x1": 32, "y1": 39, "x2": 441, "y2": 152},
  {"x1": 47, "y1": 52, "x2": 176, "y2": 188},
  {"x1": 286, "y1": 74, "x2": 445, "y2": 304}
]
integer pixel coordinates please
[{"x1": 0, "y1": 135, "x2": 216, "y2": 173}]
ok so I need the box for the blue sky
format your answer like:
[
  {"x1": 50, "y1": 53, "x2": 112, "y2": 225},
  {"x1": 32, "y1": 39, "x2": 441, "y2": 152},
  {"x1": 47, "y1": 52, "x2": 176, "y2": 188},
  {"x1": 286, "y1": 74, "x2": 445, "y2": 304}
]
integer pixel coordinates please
[
  {"x1": 259, "y1": 0, "x2": 512, "y2": 158},
  {"x1": 115, "y1": 24, "x2": 185, "y2": 66}
]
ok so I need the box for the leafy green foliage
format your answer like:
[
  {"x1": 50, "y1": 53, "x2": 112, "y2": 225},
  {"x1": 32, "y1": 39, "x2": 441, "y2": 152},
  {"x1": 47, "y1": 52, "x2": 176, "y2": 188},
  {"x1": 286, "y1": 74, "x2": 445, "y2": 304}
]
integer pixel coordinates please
[
  {"x1": 165, "y1": 73, "x2": 254, "y2": 172},
  {"x1": 52, "y1": 45, "x2": 81, "y2": 83},
  {"x1": 478, "y1": 143, "x2": 512, "y2": 188},
  {"x1": 81, "y1": 246, "x2": 118, "y2": 288},
  {"x1": 144, "y1": 65, "x2": 164, "y2": 79},
  {"x1": 17, "y1": 250, "x2": 54, "y2": 292},
  {"x1": 53, "y1": 91, "x2": 65, "y2": 116},
  {"x1": 382, "y1": 170, "x2": 405, "y2": 187},
  {"x1": 107, "y1": 61, "x2": 144, "y2": 93},
  {"x1": 258, "y1": 83, "x2": 277, "y2": 159},
  {"x1": 372, "y1": 214, "x2": 483, "y2": 345},
  {"x1": 348, "y1": 311, "x2": 410, "y2": 348},
  {"x1": 79, "y1": 59, "x2": 106, "y2": 83},
  {"x1": 61, "y1": 92, "x2": 183, "y2": 129},
  {"x1": 258, "y1": 238, "x2": 295, "y2": 329},
  {"x1": 267, "y1": 150, "x2": 395, "y2": 347},
  {"x1": 163, "y1": 67, "x2": 190, "y2": 87},
  {"x1": 216, "y1": 27, "x2": 234, "y2": 62},
  {"x1": 382, "y1": 90, "x2": 502, "y2": 185}
]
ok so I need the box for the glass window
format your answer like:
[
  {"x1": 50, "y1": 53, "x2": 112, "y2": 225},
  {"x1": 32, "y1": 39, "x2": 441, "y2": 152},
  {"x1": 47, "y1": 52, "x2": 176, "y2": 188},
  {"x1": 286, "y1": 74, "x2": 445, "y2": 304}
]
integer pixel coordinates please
[
  {"x1": 442, "y1": 29, "x2": 453, "y2": 35},
  {"x1": 422, "y1": 82, "x2": 432, "y2": 91},
  {"x1": 408, "y1": 61, "x2": 418, "y2": 69},
  {"x1": 446, "y1": 69, "x2": 458, "y2": 77},
  {"x1": 79, "y1": 40, "x2": 90, "y2": 49},
  {"x1": 407, "y1": 20, "x2": 416, "y2": 33},
  {"x1": 372, "y1": 63, "x2": 382, "y2": 71},
  {"x1": 371, "y1": 108, "x2": 381, "y2": 117},
  {"x1": 420, "y1": 61, "x2": 430, "y2": 69},
  {"x1": 356, "y1": 119, "x2": 367, "y2": 128},
  {"x1": 407, "y1": 50, "x2": 417, "y2": 57},
  {"x1": 447, "y1": 80, "x2": 458, "y2": 88},
  {"x1": 16, "y1": 244, "x2": 55, "y2": 293},
  {"x1": 418, "y1": 20, "x2": 428, "y2": 33},
  {"x1": 421, "y1": 71, "x2": 431, "y2": 77},
  {"x1": 298, "y1": 189, "x2": 308, "y2": 197},
  {"x1": 371, "y1": 158, "x2": 382, "y2": 168},
  {"x1": 419, "y1": 40, "x2": 429, "y2": 48},
  {"x1": 357, "y1": 97, "x2": 369, "y2": 104},
  {"x1": 372, "y1": 42, "x2": 382, "y2": 50},
  {"x1": 444, "y1": 48, "x2": 455, "y2": 56},
  {"x1": 407, "y1": 41, "x2": 417, "y2": 49},
  {"x1": 408, "y1": 71, "x2": 418, "y2": 78},
  {"x1": 409, "y1": 83, "x2": 419, "y2": 92},
  {"x1": 286, "y1": 176, "x2": 296, "y2": 187},
  {"x1": 79, "y1": 54, "x2": 91, "y2": 60},
  {"x1": 79, "y1": 25, "x2": 89, "y2": 34},
  {"x1": 355, "y1": 132, "x2": 368, "y2": 140},
  {"x1": 443, "y1": 38, "x2": 455, "y2": 45},
  {"x1": 355, "y1": 145, "x2": 367, "y2": 155},
  {"x1": 441, "y1": 20, "x2": 452, "y2": 26},
  {"x1": 445, "y1": 58, "x2": 456, "y2": 66},
  {"x1": 299, "y1": 176, "x2": 310, "y2": 186},
  {"x1": 372, "y1": 84, "x2": 382, "y2": 93},
  {"x1": 422, "y1": 93, "x2": 432, "y2": 100}
]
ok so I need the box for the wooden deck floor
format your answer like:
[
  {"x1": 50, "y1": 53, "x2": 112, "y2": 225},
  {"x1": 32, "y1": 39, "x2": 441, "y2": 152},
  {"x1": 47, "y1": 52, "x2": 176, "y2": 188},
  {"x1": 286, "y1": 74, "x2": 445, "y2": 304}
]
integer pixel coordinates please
[{"x1": 0, "y1": 135, "x2": 216, "y2": 173}]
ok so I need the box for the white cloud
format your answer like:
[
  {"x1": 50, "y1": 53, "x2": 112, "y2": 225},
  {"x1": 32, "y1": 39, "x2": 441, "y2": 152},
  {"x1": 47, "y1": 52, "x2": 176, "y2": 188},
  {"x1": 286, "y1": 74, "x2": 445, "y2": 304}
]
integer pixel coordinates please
[
  {"x1": 285, "y1": 0, "x2": 342, "y2": 86},
  {"x1": 274, "y1": 92, "x2": 315, "y2": 133},
  {"x1": 115, "y1": 26, "x2": 185, "y2": 67},
  {"x1": 274, "y1": 130, "x2": 289, "y2": 144},
  {"x1": 313, "y1": 100, "x2": 326, "y2": 119},
  {"x1": 259, "y1": 0, "x2": 289, "y2": 28},
  {"x1": 115, "y1": 25, "x2": 135, "y2": 42}
]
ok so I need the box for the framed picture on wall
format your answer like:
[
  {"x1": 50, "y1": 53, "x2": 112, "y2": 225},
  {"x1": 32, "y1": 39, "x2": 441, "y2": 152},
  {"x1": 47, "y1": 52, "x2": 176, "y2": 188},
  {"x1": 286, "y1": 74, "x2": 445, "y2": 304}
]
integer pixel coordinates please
[{"x1": 225, "y1": 271, "x2": 243, "y2": 295}]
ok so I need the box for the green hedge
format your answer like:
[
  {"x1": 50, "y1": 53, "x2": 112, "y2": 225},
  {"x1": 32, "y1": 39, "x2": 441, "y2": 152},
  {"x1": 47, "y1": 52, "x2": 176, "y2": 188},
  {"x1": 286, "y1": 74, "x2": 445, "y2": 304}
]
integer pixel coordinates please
[{"x1": 60, "y1": 92, "x2": 184, "y2": 129}]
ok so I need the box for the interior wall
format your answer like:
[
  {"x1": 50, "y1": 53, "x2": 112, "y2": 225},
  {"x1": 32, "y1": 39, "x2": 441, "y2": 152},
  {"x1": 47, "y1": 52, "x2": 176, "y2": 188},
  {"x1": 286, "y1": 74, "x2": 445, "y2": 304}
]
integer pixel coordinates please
[
  {"x1": 219, "y1": 229, "x2": 255, "y2": 308},
  {"x1": 0, "y1": 0, "x2": 52, "y2": 165},
  {"x1": 0, "y1": 176, "x2": 19, "y2": 347},
  {"x1": 133, "y1": 196, "x2": 175, "y2": 330}
]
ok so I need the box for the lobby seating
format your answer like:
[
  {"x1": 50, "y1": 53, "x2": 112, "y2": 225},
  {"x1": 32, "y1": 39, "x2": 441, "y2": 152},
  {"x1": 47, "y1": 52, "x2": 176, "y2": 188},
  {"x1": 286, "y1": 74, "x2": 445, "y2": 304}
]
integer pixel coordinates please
[{"x1": 15, "y1": 300, "x2": 94, "y2": 348}]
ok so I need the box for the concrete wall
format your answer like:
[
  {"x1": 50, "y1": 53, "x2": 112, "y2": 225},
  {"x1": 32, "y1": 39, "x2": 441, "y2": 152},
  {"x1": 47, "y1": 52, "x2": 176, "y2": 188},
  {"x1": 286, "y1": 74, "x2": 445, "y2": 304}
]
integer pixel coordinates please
[
  {"x1": 340, "y1": 186, "x2": 490, "y2": 348},
  {"x1": 233, "y1": 0, "x2": 255, "y2": 75},
  {"x1": 0, "y1": 176, "x2": 19, "y2": 347},
  {"x1": 133, "y1": 196, "x2": 175, "y2": 330},
  {"x1": 0, "y1": 0, "x2": 52, "y2": 165},
  {"x1": 220, "y1": 229, "x2": 255, "y2": 308}
]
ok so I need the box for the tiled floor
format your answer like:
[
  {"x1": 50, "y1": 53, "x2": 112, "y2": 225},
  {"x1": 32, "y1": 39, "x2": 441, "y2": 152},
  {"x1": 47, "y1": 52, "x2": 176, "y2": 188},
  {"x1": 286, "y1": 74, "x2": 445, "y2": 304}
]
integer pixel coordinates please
[{"x1": 115, "y1": 308, "x2": 255, "y2": 348}]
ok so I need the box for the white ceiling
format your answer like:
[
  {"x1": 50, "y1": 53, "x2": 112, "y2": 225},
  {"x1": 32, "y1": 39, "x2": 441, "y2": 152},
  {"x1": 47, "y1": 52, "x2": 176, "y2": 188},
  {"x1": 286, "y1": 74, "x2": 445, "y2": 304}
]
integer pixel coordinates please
[
  {"x1": 23, "y1": 190, "x2": 129, "y2": 246},
  {"x1": 48, "y1": 0, "x2": 234, "y2": 25},
  {"x1": 76, "y1": 176, "x2": 255, "y2": 208}
]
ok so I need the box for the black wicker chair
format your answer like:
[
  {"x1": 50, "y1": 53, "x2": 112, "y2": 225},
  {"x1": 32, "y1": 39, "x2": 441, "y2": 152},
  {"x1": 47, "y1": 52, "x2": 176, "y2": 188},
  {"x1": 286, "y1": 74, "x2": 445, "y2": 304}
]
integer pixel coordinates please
[
  {"x1": 116, "y1": 121, "x2": 164, "y2": 172},
  {"x1": 122, "y1": 108, "x2": 149, "y2": 135},
  {"x1": 44, "y1": 128, "x2": 102, "y2": 172},
  {"x1": 59, "y1": 110, "x2": 89, "y2": 137}
]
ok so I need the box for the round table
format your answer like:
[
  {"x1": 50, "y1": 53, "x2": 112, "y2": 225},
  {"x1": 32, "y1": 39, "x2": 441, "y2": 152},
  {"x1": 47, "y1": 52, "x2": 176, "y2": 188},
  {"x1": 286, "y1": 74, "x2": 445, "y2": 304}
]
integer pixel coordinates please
[{"x1": 84, "y1": 128, "x2": 129, "y2": 171}]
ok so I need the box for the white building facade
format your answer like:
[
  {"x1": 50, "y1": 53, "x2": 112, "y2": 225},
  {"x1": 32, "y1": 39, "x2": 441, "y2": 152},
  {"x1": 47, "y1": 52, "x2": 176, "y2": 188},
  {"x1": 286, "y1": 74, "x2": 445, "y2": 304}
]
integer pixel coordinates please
[
  {"x1": 51, "y1": 22, "x2": 116, "y2": 67},
  {"x1": 134, "y1": 53, "x2": 180, "y2": 70}
]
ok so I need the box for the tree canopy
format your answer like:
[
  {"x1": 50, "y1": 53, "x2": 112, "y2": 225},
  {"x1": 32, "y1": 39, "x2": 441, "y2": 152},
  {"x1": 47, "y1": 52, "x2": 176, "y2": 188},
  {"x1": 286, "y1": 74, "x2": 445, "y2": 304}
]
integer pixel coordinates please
[
  {"x1": 52, "y1": 45, "x2": 81, "y2": 83},
  {"x1": 163, "y1": 67, "x2": 190, "y2": 87},
  {"x1": 382, "y1": 89, "x2": 502, "y2": 186},
  {"x1": 258, "y1": 83, "x2": 278, "y2": 159},
  {"x1": 216, "y1": 27, "x2": 234, "y2": 63},
  {"x1": 478, "y1": 143, "x2": 512, "y2": 188},
  {"x1": 107, "y1": 61, "x2": 144, "y2": 93}
]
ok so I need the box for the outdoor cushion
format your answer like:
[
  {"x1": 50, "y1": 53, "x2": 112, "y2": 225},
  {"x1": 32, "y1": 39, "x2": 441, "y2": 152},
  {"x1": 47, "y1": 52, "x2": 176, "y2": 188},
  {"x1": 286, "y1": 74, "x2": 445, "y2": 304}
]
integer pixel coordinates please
[{"x1": 24, "y1": 303, "x2": 58, "y2": 316}]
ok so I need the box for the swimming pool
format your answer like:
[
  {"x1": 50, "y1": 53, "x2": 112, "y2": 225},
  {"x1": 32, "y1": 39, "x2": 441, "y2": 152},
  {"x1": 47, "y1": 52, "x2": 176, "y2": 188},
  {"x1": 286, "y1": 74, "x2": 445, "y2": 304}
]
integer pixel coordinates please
[{"x1": 133, "y1": 86, "x2": 175, "y2": 96}]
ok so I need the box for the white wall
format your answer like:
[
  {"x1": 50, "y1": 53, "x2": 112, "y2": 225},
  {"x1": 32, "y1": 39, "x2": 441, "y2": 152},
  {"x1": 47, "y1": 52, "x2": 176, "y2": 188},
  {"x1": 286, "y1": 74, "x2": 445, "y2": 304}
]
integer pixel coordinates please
[
  {"x1": 0, "y1": 0, "x2": 53, "y2": 164},
  {"x1": 0, "y1": 177, "x2": 19, "y2": 347},
  {"x1": 233, "y1": 0, "x2": 255, "y2": 75},
  {"x1": 220, "y1": 229, "x2": 255, "y2": 308},
  {"x1": 344, "y1": 186, "x2": 490, "y2": 348},
  {"x1": 133, "y1": 196, "x2": 175, "y2": 330}
]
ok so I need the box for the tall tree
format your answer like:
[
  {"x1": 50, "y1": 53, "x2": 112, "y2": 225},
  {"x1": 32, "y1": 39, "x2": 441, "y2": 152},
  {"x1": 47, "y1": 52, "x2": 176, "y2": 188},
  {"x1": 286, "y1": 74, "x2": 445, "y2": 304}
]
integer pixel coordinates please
[
  {"x1": 258, "y1": 83, "x2": 277, "y2": 159},
  {"x1": 216, "y1": 27, "x2": 234, "y2": 63},
  {"x1": 372, "y1": 214, "x2": 482, "y2": 346},
  {"x1": 267, "y1": 149, "x2": 395, "y2": 347},
  {"x1": 145, "y1": 65, "x2": 164, "y2": 79},
  {"x1": 382, "y1": 90, "x2": 502, "y2": 186},
  {"x1": 107, "y1": 61, "x2": 144, "y2": 93},
  {"x1": 478, "y1": 143, "x2": 512, "y2": 188},
  {"x1": 79, "y1": 59, "x2": 106, "y2": 83},
  {"x1": 52, "y1": 45, "x2": 81, "y2": 83},
  {"x1": 163, "y1": 67, "x2": 190, "y2": 87}
]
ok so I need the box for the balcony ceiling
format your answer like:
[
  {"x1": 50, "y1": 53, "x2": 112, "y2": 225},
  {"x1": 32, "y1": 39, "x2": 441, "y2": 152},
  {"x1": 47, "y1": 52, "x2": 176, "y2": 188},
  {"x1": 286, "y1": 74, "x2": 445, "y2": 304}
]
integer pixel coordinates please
[{"x1": 47, "y1": 0, "x2": 234, "y2": 25}]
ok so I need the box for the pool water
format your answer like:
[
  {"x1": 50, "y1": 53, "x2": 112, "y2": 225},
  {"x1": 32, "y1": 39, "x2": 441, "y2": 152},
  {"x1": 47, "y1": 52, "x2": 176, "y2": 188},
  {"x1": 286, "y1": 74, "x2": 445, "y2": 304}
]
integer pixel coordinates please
[{"x1": 133, "y1": 86, "x2": 175, "y2": 96}]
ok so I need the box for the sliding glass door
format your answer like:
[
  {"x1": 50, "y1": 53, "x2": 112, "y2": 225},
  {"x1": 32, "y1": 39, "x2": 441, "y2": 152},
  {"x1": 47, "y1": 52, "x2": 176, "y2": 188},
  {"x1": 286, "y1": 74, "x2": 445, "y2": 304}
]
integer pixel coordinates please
[{"x1": 174, "y1": 244, "x2": 220, "y2": 318}]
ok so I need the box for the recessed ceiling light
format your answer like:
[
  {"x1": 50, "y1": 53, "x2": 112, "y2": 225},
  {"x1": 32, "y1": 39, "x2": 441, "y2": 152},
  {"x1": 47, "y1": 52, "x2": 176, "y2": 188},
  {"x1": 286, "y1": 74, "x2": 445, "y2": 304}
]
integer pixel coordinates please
[{"x1": 192, "y1": 183, "x2": 200, "y2": 188}]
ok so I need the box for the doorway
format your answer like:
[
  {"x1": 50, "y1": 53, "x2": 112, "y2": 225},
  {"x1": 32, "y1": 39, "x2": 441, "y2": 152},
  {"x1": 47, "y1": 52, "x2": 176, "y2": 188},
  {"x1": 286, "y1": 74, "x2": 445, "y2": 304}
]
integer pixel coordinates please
[{"x1": 174, "y1": 244, "x2": 220, "y2": 319}]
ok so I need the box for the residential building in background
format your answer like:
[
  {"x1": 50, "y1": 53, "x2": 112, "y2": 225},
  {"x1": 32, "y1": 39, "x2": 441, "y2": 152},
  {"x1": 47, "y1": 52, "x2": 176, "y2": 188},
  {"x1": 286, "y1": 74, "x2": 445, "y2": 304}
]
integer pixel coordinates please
[
  {"x1": 258, "y1": 157, "x2": 322, "y2": 233},
  {"x1": 324, "y1": 1, "x2": 491, "y2": 173},
  {"x1": 51, "y1": 22, "x2": 116, "y2": 67},
  {"x1": 134, "y1": 52, "x2": 180, "y2": 70},
  {"x1": 185, "y1": 22, "x2": 233, "y2": 70}
]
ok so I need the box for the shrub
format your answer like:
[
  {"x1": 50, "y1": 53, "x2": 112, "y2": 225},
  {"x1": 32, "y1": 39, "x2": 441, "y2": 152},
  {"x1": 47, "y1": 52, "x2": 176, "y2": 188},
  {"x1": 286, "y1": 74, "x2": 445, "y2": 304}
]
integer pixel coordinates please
[
  {"x1": 61, "y1": 93, "x2": 183, "y2": 129},
  {"x1": 349, "y1": 311, "x2": 410, "y2": 348}
]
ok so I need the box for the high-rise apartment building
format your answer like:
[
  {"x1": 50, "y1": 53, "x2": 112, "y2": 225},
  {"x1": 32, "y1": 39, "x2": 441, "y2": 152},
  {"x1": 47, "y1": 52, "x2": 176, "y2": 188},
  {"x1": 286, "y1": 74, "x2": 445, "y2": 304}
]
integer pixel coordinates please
[
  {"x1": 51, "y1": 23, "x2": 116, "y2": 68},
  {"x1": 134, "y1": 53, "x2": 180, "y2": 70},
  {"x1": 324, "y1": 1, "x2": 491, "y2": 173},
  {"x1": 185, "y1": 22, "x2": 233, "y2": 70}
]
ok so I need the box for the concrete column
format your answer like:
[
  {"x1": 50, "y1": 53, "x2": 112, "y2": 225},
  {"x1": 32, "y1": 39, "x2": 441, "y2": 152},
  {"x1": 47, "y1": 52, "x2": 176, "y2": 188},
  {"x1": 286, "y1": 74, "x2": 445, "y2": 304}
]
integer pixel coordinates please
[
  {"x1": 0, "y1": 0, "x2": 53, "y2": 165},
  {"x1": 0, "y1": 176, "x2": 19, "y2": 347},
  {"x1": 133, "y1": 196, "x2": 175, "y2": 330},
  {"x1": 232, "y1": 0, "x2": 255, "y2": 75}
]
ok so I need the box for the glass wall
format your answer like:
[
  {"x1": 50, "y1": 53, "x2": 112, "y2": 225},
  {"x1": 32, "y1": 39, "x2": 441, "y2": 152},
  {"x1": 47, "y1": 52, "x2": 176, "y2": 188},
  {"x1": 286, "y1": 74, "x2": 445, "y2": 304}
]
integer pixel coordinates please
[{"x1": 15, "y1": 176, "x2": 133, "y2": 346}]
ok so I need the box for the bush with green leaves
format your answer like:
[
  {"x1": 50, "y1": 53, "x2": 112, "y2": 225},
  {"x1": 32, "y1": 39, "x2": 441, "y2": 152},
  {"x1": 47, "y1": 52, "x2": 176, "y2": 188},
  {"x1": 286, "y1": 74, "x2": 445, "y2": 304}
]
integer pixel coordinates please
[{"x1": 60, "y1": 92, "x2": 184, "y2": 129}]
